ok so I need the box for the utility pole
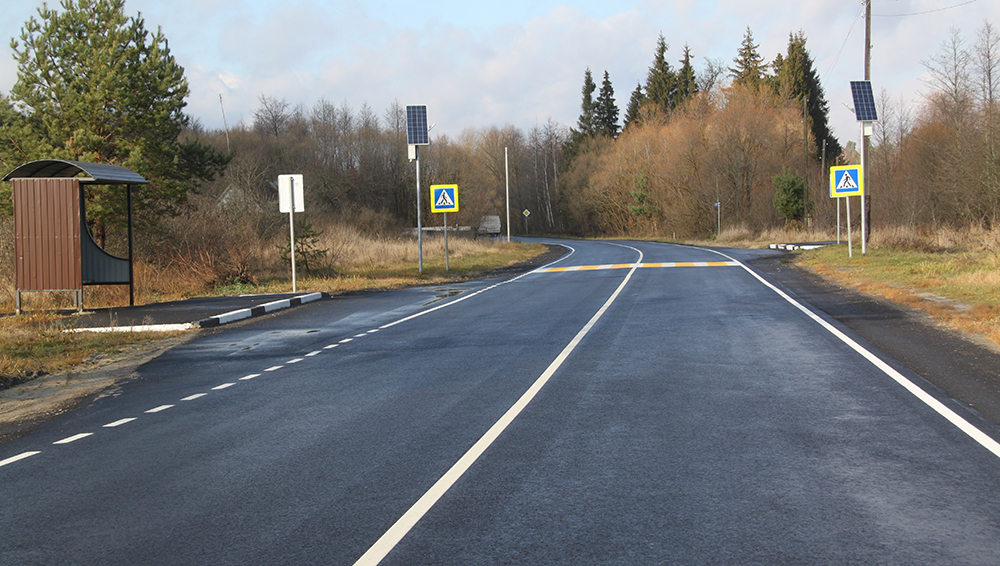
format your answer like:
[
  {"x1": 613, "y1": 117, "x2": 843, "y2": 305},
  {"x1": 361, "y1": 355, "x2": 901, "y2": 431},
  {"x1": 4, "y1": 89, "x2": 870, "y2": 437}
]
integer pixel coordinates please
[{"x1": 864, "y1": 0, "x2": 872, "y2": 243}]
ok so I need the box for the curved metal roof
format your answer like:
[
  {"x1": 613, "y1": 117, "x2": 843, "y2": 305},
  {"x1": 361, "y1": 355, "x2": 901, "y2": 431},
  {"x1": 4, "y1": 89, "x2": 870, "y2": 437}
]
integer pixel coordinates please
[{"x1": 2, "y1": 159, "x2": 147, "y2": 185}]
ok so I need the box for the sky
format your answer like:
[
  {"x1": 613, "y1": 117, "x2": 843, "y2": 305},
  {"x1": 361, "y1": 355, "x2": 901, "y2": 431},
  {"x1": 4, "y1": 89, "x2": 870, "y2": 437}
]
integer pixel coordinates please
[{"x1": 1, "y1": 0, "x2": 998, "y2": 147}]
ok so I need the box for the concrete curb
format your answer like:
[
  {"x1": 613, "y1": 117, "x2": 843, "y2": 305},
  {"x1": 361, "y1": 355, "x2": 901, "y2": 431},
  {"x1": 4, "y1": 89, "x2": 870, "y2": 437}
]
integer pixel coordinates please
[
  {"x1": 768, "y1": 242, "x2": 832, "y2": 251},
  {"x1": 197, "y1": 293, "x2": 324, "y2": 328}
]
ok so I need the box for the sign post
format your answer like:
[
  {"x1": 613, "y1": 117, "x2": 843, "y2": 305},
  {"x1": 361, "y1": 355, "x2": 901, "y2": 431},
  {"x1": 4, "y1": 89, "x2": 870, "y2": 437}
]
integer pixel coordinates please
[
  {"x1": 278, "y1": 174, "x2": 304, "y2": 292},
  {"x1": 830, "y1": 165, "x2": 863, "y2": 258},
  {"x1": 430, "y1": 184, "x2": 458, "y2": 271}
]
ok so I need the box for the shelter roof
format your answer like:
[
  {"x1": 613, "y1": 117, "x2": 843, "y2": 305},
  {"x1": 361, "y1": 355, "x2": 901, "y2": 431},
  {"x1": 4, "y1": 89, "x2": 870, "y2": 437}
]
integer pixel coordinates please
[{"x1": 2, "y1": 159, "x2": 147, "y2": 185}]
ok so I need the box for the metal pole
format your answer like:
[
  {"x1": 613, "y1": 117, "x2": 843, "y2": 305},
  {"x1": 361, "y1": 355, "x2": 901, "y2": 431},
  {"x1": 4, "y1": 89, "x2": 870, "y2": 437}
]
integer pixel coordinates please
[
  {"x1": 289, "y1": 177, "x2": 297, "y2": 293},
  {"x1": 416, "y1": 146, "x2": 423, "y2": 273},
  {"x1": 444, "y1": 211, "x2": 449, "y2": 271},
  {"x1": 860, "y1": 122, "x2": 867, "y2": 255},
  {"x1": 127, "y1": 184, "x2": 134, "y2": 306},
  {"x1": 505, "y1": 147, "x2": 510, "y2": 242},
  {"x1": 803, "y1": 95, "x2": 810, "y2": 228}
]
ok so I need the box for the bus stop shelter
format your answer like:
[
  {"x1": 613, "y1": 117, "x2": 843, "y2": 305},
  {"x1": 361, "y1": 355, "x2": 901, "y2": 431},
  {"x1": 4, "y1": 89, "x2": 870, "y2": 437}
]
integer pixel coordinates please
[{"x1": 3, "y1": 159, "x2": 147, "y2": 314}]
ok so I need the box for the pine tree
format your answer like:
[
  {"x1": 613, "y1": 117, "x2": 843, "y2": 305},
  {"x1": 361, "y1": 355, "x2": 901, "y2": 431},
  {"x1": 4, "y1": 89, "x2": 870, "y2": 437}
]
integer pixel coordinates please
[
  {"x1": 576, "y1": 68, "x2": 598, "y2": 137},
  {"x1": 595, "y1": 70, "x2": 620, "y2": 137},
  {"x1": 2, "y1": 0, "x2": 228, "y2": 233},
  {"x1": 731, "y1": 27, "x2": 767, "y2": 90},
  {"x1": 773, "y1": 31, "x2": 841, "y2": 158},
  {"x1": 645, "y1": 34, "x2": 677, "y2": 111},
  {"x1": 676, "y1": 44, "x2": 699, "y2": 106},
  {"x1": 624, "y1": 83, "x2": 645, "y2": 129}
]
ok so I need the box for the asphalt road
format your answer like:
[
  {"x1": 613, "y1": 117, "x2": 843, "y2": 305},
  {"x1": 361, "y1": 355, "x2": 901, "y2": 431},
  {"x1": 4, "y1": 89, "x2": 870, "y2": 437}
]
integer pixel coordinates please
[{"x1": 3, "y1": 239, "x2": 1000, "y2": 565}]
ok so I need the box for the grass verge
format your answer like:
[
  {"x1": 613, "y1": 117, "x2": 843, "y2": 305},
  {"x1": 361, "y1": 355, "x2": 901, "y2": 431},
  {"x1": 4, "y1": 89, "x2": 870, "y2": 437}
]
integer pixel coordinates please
[{"x1": 796, "y1": 243, "x2": 1000, "y2": 349}]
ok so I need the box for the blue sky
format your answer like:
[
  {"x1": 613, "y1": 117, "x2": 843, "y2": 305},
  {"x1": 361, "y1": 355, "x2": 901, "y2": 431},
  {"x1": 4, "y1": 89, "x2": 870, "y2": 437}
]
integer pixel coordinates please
[{"x1": 2, "y1": 0, "x2": 998, "y2": 146}]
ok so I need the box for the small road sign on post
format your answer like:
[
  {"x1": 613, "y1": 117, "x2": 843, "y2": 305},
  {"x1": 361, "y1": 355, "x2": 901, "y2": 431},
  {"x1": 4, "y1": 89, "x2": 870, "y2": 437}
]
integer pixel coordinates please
[
  {"x1": 430, "y1": 184, "x2": 458, "y2": 271},
  {"x1": 829, "y1": 166, "x2": 862, "y2": 258},
  {"x1": 278, "y1": 174, "x2": 304, "y2": 292}
]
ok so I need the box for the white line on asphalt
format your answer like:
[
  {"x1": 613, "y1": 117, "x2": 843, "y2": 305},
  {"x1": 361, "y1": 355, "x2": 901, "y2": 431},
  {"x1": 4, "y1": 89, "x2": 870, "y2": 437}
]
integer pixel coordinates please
[
  {"x1": 355, "y1": 333, "x2": 368, "y2": 338},
  {"x1": 324, "y1": 344, "x2": 339, "y2": 349},
  {"x1": 212, "y1": 383, "x2": 235, "y2": 390},
  {"x1": 286, "y1": 358, "x2": 303, "y2": 364},
  {"x1": 353, "y1": 242, "x2": 640, "y2": 566},
  {"x1": 53, "y1": 433, "x2": 93, "y2": 445},
  {"x1": 145, "y1": 405, "x2": 174, "y2": 413},
  {"x1": 697, "y1": 245, "x2": 1000, "y2": 460},
  {"x1": 264, "y1": 365, "x2": 283, "y2": 372},
  {"x1": 305, "y1": 351, "x2": 321, "y2": 357},
  {"x1": 339, "y1": 338, "x2": 354, "y2": 343},
  {"x1": 103, "y1": 418, "x2": 137, "y2": 427},
  {"x1": 239, "y1": 374, "x2": 261, "y2": 380},
  {"x1": 182, "y1": 393, "x2": 208, "y2": 400},
  {"x1": 0, "y1": 451, "x2": 41, "y2": 468}
]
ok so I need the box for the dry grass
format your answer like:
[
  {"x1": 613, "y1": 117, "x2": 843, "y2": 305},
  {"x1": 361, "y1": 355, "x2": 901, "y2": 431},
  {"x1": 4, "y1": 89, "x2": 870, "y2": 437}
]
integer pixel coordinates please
[
  {"x1": 797, "y1": 226, "x2": 1000, "y2": 349},
  {"x1": 0, "y1": 313, "x2": 182, "y2": 389}
]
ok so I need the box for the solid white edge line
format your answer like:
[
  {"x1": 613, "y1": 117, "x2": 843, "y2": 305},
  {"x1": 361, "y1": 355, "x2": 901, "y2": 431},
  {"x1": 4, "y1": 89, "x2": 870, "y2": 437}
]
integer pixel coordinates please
[
  {"x1": 692, "y1": 245, "x2": 1000, "y2": 460},
  {"x1": 53, "y1": 433, "x2": 92, "y2": 444},
  {"x1": 0, "y1": 451, "x2": 41, "y2": 467},
  {"x1": 103, "y1": 418, "x2": 137, "y2": 427},
  {"x1": 353, "y1": 243, "x2": 640, "y2": 566}
]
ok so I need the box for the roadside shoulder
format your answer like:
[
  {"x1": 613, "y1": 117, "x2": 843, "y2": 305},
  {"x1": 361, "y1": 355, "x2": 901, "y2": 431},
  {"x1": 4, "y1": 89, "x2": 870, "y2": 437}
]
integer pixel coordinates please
[{"x1": 750, "y1": 253, "x2": 1000, "y2": 427}]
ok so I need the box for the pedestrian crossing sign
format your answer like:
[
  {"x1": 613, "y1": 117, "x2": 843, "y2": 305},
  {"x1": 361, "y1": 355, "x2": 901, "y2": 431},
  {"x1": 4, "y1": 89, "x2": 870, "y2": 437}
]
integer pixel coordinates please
[
  {"x1": 430, "y1": 184, "x2": 459, "y2": 213},
  {"x1": 830, "y1": 165, "x2": 863, "y2": 198}
]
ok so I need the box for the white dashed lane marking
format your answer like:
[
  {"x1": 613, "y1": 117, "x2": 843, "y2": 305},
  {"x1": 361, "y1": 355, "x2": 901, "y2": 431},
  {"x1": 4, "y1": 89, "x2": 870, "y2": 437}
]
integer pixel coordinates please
[
  {"x1": 182, "y1": 393, "x2": 208, "y2": 401},
  {"x1": 264, "y1": 365, "x2": 283, "y2": 372},
  {"x1": 145, "y1": 405, "x2": 174, "y2": 414},
  {"x1": 239, "y1": 374, "x2": 261, "y2": 380},
  {"x1": 212, "y1": 383, "x2": 236, "y2": 390},
  {"x1": 53, "y1": 433, "x2": 93, "y2": 445},
  {"x1": 0, "y1": 452, "x2": 41, "y2": 468},
  {"x1": 103, "y1": 418, "x2": 137, "y2": 428}
]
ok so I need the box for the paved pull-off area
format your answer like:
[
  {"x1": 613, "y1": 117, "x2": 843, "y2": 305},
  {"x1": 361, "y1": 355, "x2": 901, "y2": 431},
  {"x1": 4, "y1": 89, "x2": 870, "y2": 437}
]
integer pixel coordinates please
[{"x1": 3, "y1": 239, "x2": 1000, "y2": 565}]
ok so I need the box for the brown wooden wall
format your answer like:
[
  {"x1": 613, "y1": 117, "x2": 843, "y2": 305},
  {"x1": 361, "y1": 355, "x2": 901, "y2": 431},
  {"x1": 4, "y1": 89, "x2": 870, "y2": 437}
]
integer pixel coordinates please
[{"x1": 13, "y1": 178, "x2": 82, "y2": 291}]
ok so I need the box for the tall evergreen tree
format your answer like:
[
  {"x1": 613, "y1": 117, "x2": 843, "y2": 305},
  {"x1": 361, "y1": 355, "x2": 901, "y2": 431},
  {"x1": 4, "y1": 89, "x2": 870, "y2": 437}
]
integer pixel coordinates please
[
  {"x1": 576, "y1": 67, "x2": 598, "y2": 137},
  {"x1": 1, "y1": 0, "x2": 228, "y2": 233},
  {"x1": 731, "y1": 27, "x2": 767, "y2": 90},
  {"x1": 645, "y1": 33, "x2": 678, "y2": 111},
  {"x1": 676, "y1": 44, "x2": 699, "y2": 105},
  {"x1": 624, "y1": 82, "x2": 645, "y2": 130},
  {"x1": 773, "y1": 31, "x2": 841, "y2": 158},
  {"x1": 595, "y1": 70, "x2": 620, "y2": 137}
]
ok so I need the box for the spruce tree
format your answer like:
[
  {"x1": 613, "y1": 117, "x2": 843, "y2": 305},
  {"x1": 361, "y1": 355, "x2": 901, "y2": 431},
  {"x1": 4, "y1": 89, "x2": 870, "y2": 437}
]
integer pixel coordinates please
[
  {"x1": 645, "y1": 34, "x2": 677, "y2": 111},
  {"x1": 576, "y1": 68, "x2": 598, "y2": 137},
  {"x1": 773, "y1": 31, "x2": 841, "y2": 158},
  {"x1": 595, "y1": 70, "x2": 620, "y2": 137},
  {"x1": 624, "y1": 83, "x2": 645, "y2": 129},
  {"x1": 731, "y1": 27, "x2": 767, "y2": 90},
  {"x1": 676, "y1": 44, "x2": 699, "y2": 106}
]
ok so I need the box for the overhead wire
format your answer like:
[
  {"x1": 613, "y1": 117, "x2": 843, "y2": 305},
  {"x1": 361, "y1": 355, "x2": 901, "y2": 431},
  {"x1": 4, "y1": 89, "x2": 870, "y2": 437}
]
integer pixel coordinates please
[{"x1": 873, "y1": 0, "x2": 978, "y2": 17}]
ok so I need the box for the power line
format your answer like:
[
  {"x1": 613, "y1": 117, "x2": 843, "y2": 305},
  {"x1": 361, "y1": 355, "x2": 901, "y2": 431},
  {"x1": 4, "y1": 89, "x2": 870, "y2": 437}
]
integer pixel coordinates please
[
  {"x1": 825, "y1": 3, "x2": 866, "y2": 78},
  {"x1": 873, "y1": 0, "x2": 978, "y2": 17}
]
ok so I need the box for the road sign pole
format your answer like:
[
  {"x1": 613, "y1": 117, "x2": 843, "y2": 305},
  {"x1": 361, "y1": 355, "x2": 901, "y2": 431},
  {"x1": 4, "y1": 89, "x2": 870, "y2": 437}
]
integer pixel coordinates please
[
  {"x1": 860, "y1": 122, "x2": 867, "y2": 255},
  {"x1": 416, "y1": 146, "x2": 423, "y2": 274},
  {"x1": 444, "y1": 211, "x2": 449, "y2": 271},
  {"x1": 847, "y1": 196, "x2": 853, "y2": 259},
  {"x1": 289, "y1": 177, "x2": 297, "y2": 293}
]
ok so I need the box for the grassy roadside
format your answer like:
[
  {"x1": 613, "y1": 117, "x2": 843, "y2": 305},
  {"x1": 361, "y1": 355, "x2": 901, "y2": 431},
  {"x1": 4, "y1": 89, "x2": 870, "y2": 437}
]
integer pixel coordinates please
[
  {"x1": 795, "y1": 243, "x2": 1000, "y2": 349},
  {"x1": 0, "y1": 241, "x2": 547, "y2": 390}
]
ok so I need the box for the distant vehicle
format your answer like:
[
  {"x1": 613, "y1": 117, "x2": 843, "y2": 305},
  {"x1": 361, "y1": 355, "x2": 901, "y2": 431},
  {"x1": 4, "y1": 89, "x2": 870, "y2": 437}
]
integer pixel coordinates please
[{"x1": 477, "y1": 216, "x2": 501, "y2": 239}]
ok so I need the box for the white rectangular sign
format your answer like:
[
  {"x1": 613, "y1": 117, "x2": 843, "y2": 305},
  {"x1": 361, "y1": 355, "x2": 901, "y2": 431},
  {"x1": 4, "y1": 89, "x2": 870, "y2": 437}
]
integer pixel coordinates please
[{"x1": 278, "y1": 174, "x2": 304, "y2": 213}]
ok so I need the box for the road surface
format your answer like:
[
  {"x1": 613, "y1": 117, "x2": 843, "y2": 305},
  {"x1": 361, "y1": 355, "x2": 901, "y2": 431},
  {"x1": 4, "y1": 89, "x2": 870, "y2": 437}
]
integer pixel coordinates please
[{"x1": 3, "y1": 239, "x2": 1000, "y2": 565}]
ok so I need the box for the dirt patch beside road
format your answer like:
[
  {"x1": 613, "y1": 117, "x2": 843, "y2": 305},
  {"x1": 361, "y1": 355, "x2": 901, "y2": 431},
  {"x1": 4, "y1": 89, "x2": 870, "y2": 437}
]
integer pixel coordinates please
[{"x1": 0, "y1": 333, "x2": 196, "y2": 444}]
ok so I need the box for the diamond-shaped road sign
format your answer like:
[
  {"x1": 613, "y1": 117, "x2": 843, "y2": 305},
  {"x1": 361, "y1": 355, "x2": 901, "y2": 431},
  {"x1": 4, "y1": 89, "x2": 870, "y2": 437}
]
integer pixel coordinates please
[{"x1": 430, "y1": 184, "x2": 458, "y2": 213}]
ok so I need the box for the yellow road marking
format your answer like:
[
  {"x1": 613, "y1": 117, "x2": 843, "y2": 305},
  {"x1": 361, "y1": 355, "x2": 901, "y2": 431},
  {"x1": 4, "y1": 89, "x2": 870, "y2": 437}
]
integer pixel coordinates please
[{"x1": 535, "y1": 261, "x2": 738, "y2": 273}]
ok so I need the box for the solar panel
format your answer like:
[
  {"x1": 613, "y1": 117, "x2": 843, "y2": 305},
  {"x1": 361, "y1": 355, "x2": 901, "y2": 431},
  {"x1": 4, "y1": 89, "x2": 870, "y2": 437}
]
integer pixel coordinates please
[
  {"x1": 850, "y1": 81, "x2": 878, "y2": 122},
  {"x1": 406, "y1": 105, "x2": 429, "y2": 145}
]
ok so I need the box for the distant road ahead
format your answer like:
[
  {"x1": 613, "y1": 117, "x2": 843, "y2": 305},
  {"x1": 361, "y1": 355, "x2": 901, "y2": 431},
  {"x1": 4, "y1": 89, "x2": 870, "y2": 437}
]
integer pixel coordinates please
[{"x1": 3, "y1": 239, "x2": 1000, "y2": 565}]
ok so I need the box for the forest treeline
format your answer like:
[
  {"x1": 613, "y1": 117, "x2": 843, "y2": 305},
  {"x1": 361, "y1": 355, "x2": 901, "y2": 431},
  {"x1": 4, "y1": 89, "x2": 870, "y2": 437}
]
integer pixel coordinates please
[{"x1": 2, "y1": 1, "x2": 998, "y2": 255}]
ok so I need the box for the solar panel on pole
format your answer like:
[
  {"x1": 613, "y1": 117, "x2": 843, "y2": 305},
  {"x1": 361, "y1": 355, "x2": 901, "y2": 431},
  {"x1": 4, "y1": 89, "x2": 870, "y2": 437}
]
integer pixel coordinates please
[
  {"x1": 850, "y1": 81, "x2": 878, "y2": 122},
  {"x1": 406, "y1": 105, "x2": 429, "y2": 145}
]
